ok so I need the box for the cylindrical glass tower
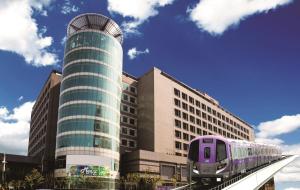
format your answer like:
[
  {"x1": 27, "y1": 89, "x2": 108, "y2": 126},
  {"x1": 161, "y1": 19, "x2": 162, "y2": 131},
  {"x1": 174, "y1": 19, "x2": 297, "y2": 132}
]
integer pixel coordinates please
[{"x1": 55, "y1": 13, "x2": 123, "y2": 189}]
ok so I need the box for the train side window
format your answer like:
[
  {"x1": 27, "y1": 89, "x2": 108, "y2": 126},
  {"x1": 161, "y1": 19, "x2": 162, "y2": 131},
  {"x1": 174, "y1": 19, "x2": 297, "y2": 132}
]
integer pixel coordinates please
[
  {"x1": 204, "y1": 147, "x2": 210, "y2": 159},
  {"x1": 216, "y1": 140, "x2": 227, "y2": 162},
  {"x1": 188, "y1": 140, "x2": 199, "y2": 162}
]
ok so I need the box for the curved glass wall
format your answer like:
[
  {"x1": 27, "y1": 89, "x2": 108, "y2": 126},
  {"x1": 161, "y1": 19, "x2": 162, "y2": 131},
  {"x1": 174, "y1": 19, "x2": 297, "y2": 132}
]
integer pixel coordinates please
[{"x1": 56, "y1": 19, "x2": 122, "y2": 184}]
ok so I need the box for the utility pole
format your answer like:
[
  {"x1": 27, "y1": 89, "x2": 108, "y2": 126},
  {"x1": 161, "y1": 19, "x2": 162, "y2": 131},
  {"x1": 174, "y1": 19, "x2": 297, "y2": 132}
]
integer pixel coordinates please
[{"x1": 2, "y1": 153, "x2": 7, "y2": 186}]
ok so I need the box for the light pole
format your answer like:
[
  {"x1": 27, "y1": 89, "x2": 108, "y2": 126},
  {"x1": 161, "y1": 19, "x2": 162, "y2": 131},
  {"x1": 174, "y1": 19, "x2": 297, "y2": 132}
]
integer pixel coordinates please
[{"x1": 2, "y1": 153, "x2": 7, "y2": 186}]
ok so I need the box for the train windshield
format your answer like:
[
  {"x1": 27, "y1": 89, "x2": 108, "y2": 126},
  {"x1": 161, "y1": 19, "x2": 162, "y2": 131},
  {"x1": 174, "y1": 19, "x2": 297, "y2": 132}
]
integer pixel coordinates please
[
  {"x1": 188, "y1": 140, "x2": 199, "y2": 162},
  {"x1": 216, "y1": 139, "x2": 227, "y2": 162}
]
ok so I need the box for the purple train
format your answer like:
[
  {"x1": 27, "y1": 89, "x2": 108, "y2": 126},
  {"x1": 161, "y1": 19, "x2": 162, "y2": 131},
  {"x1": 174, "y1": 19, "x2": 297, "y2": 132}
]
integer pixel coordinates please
[{"x1": 187, "y1": 135, "x2": 281, "y2": 184}]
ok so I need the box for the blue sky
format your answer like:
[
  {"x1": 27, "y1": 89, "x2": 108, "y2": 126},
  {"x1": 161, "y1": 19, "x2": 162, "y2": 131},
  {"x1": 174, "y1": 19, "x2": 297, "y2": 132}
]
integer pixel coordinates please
[{"x1": 0, "y1": 0, "x2": 299, "y2": 189}]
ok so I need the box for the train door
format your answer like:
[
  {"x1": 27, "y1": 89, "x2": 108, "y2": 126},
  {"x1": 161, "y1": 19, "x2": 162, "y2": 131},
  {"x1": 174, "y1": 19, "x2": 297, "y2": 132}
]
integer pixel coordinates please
[{"x1": 200, "y1": 138, "x2": 215, "y2": 163}]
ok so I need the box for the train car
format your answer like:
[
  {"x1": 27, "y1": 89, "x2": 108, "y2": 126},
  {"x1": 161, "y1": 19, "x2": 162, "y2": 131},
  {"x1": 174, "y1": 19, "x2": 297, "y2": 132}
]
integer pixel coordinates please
[{"x1": 187, "y1": 135, "x2": 281, "y2": 184}]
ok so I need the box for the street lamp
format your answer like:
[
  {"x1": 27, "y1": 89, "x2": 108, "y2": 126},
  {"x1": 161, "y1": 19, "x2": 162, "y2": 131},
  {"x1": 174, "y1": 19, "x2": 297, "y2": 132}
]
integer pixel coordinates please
[{"x1": 2, "y1": 153, "x2": 7, "y2": 186}]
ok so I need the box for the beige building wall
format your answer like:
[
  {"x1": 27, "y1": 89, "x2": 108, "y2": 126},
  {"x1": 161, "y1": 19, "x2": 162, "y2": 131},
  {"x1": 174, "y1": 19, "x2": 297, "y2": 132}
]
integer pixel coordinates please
[{"x1": 137, "y1": 67, "x2": 254, "y2": 158}]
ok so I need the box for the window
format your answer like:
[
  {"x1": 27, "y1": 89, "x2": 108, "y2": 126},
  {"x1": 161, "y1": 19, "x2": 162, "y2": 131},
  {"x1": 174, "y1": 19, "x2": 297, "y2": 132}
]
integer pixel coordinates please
[
  {"x1": 190, "y1": 125, "x2": 195, "y2": 133},
  {"x1": 202, "y1": 104, "x2": 206, "y2": 110},
  {"x1": 190, "y1": 135, "x2": 195, "y2": 140},
  {"x1": 183, "y1": 133, "x2": 189, "y2": 141},
  {"x1": 121, "y1": 139, "x2": 127, "y2": 146},
  {"x1": 175, "y1": 109, "x2": 181, "y2": 117},
  {"x1": 174, "y1": 88, "x2": 180, "y2": 97},
  {"x1": 183, "y1": 143, "x2": 189, "y2": 151},
  {"x1": 197, "y1": 128, "x2": 201, "y2": 135},
  {"x1": 189, "y1": 96, "x2": 194, "y2": 104},
  {"x1": 196, "y1": 100, "x2": 201, "y2": 108},
  {"x1": 175, "y1": 141, "x2": 182, "y2": 149},
  {"x1": 202, "y1": 112, "x2": 207, "y2": 119},
  {"x1": 207, "y1": 107, "x2": 211, "y2": 113},
  {"x1": 129, "y1": 107, "x2": 136, "y2": 114},
  {"x1": 175, "y1": 119, "x2": 181, "y2": 128},
  {"x1": 129, "y1": 129, "x2": 136, "y2": 136},
  {"x1": 129, "y1": 118, "x2": 135, "y2": 125},
  {"x1": 175, "y1": 130, "x2": 181, "y2": 139},
  {"x1": 122, "y1": 105, "x2": 128, "y2": 112},
  {"x1": 182, "y1": 102, "x2": 188, "y2": 110},
  {"x1": 190, "y1": 116, "x2": 195, "y2": 123},
  {"x1": 130, "y1": 86, "x2": 136, "y2": 94},
  {"x1": 204, "y1": 147, "x2": 210, "y2": 159},
  {"x1": 183, "y1": 112, "x2": 188, "y2": 121},
  {"x1": 196, "y1": 118, "x2": 201, "y2": 126},
  {"x1": 122, "y1": 116, "x2": 128, "y2": 123},
  {"x1": 182, "y1": 93, "x2": 187, "y2": 100},
  {"x1": 212, "y1": 110, "x2": 216, "y2": 116},
  {"x1": 174, "y1": 98, "x2": 181, "y2": 107},
  {"x1": 130, "y1": 97, "x2": 136, "y2": 104},
  {"x1": 122, "y1": 127, "x2": 128, "y2": 135},
  {"x1": 129, "y1": 140, "x2": 135, "y2": 148},
  {"x1": 196, "y1": 109, "x2": 201, "y2": 117},
  {"x1": 183, "y1": 122, "x2": 188, "y2": 130},
  {"x1": 122, "y1": 94, "x2": 128, "y2": 101},
  {"x1": 189, "y1": 106, "x2": 195, "y2": 114},
  {"x1": 188, "y1": 140, "x2": 199, "y2": 161}
]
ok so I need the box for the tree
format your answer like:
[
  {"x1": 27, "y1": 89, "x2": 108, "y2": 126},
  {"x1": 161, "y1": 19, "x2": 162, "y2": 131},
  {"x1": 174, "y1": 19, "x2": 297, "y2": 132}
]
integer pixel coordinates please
[{"x1": 24, "y1": 169, "x2": 44, "y2": 190}]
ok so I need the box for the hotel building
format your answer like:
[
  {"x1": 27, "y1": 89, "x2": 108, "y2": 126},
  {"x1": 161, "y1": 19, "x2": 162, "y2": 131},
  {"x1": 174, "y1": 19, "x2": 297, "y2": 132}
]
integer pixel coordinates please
[{"x1": 28, "y1": 70, "x2": 62, "y2": 174}]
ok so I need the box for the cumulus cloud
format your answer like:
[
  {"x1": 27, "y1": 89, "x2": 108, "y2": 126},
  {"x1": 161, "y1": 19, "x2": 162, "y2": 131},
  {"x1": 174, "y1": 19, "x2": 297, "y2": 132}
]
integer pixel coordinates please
[
  {"x1": 107, "y1": 0, "x2": 176, "y2": 34},
  {"x1": 128, "y1": 47, "x2": 150, "y2": 59},
  {"x1": 61, "y1": 0, "x2": 79, "y2": 15},
  {"x1": 0, "y1": 0, "x2": 58, "y2": 66},
  {"x1": 254, "y1": 114, "x2": 300, "y2": 183},
  {"x1": 188, "y1": 0, "x2": 293, "y2": 35},
  {"x1": 0, "y1": 101, "x2": 35, "y2": 155},
  {"x1": 256, "y1": 114, "x2": 300, "y2": 138}
]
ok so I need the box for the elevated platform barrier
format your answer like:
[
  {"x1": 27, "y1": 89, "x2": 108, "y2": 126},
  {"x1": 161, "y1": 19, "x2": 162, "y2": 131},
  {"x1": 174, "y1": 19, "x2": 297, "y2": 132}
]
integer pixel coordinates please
[{"x1": 173, "y1": 155, "x2": 298, "y2": 190}]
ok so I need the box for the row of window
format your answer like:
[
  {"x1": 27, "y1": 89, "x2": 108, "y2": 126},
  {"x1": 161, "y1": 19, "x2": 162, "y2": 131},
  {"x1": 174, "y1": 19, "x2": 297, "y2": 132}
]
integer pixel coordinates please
[
  {"x1": 121, "y1": 138, "x2": 136, "y2": 148},
  {"x1": 65, "y1": 32, "x2": 121, "y2": 57},
  {"x1": 174, "y1": 108, "x2": 249, "y2": 136},
  {"x1": 175, "y1": 141, "x2": 189, "y2": 151},
  {"x1": 174, "y1": 88, "x2": 250, "y2": 133},
  {"x1": 63, "y1": 62, "x2": 121, "y2": 83},
  {"x1": 121, "y1": 104, "x2": 137, "y2": 115},
  {"x1": 58, "y1": 103, "x2": 120, "y2": 123},
  {"x1": 60, "y1": 89, "x2": 120, "y2": 109},
  {"x1": 57, "y1": 118, "x2": 119, "y2": 137},
  {"x1": 57, "y1": 134, "x2": 119, "y2": 152},
  {"x1": 61, "y1": 75, "x2": 121, "y2": 95},
  {"x1": 121, "y1": 115, "x2": 136, "y2": 126},
  {"x1": 64, "y1": 49, "x2": 121, "y2": 71},
  {"x1": 121, "y1": 126, "x2": 137, "y2": 137},
  {"x1": 175, "y1": 119, "x2": 249, "y2": 140},
  {"x1": 122, "y1": 83, "x2": 137, "y2": 94},
  {"x1": 122, "y1": 93, "x2": 137, "y2": 104}
]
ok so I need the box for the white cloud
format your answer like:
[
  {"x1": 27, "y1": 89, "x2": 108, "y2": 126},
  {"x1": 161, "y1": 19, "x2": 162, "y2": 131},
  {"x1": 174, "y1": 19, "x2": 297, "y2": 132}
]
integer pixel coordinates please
[
  {"x1": 254, "y1": 114, "x2": 300, "y2": 183},
  {"x1": 107, "y1": 0, "x2": 176, "y2": 34},
  {"x1": 61, "y1": 36, "x2": 67, "y2": 46},
  {"x1": 256, "y1": 114, "x2": 300, "y2": 138},
  {"x1": 61, "y1": 0, "x2": 79, "y2": 15},
  {"x1": 18, "y1": 96, "x2": 24, "y2": 101},
  {"x1": 128, "y1": 47, "x2": 150, "y2": 60},
  {"x1": 0, "y1": 101, "x2": 35, "y2": 155},
  {"x1": 284, "y1": 188, "x2": 300, "y2": 190},
  {"x1": 0, "y1": 0, "x2": 58, "y2": 67},
  {"x1": 188, "y1": 0, "x2": 293, "y2": 35}
]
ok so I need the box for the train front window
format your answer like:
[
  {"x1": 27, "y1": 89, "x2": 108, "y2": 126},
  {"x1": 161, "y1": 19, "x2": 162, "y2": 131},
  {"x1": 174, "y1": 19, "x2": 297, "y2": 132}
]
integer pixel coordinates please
[
  {"x1": 204, "y1": 147, "x2": 210, "y2": 159},
  {"x1": 216, "y1": 140, "x2": 227, "y2": 162},
  {"x1": 188, "y1": 140, "x2": 199, "y2": 162}
]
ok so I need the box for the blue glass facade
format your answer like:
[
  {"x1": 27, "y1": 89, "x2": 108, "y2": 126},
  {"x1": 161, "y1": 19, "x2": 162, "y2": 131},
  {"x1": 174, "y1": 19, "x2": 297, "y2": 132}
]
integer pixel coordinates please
[{"x1": 55, "y1": 14, "x2": 123, "y2": 185}]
